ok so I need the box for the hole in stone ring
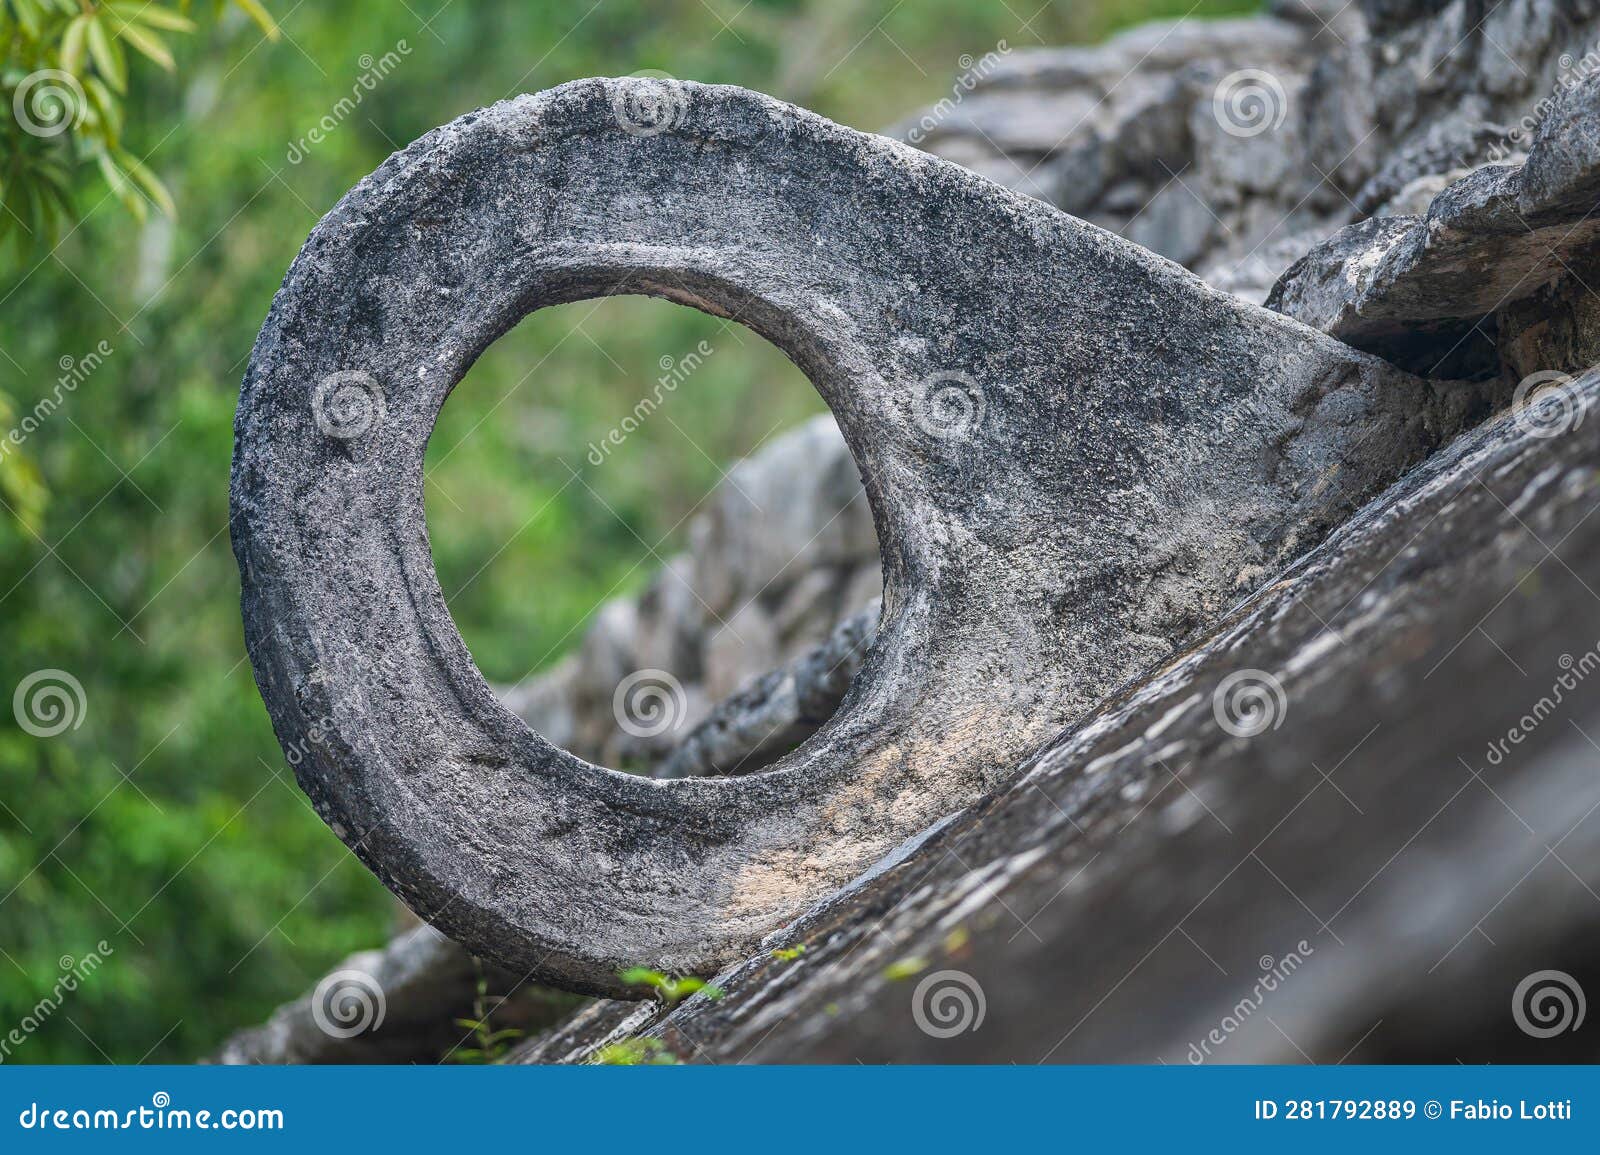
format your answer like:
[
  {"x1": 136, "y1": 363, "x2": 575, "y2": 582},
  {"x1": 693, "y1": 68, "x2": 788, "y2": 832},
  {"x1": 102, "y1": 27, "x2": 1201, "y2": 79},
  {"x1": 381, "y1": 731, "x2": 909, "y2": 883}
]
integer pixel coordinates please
[{"x1": 423, "y1": 295, "x2": 883, "y2": 779}]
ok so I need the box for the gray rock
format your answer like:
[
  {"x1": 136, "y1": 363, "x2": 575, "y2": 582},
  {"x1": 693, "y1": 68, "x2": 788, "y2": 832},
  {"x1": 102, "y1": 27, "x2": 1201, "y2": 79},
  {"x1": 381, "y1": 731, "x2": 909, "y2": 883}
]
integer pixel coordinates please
[
  {"x1": 1351, "y1": 114, "x2": 1510, "y2": 215},
  {"x1": 688, "y1": 414, "x2": 873, "y2": 623},
  {"x1": 656, "y1": 601, "x2": 880, "y2": 780},
  {"x1": 977, "y1": 18, "x2": 1309, "y2": 92},
  {"x1": 1125, "y1": 175, "x2": 1219, "y2": 266},
  {"x1": 1264, "y1": 215, "x2": 1420, "y2": 335},
  {"x1": 1303, "y1": 46, "x2": 1380, "y2": 199},
  {"x1": 510, "y1": 368, "x2": 1600, "y2": 1064},
  {"x1": 1267, "y1": 71, "x2": 1600, "y2": 373},
  {"x1": 629, "y1": 554, "x2": 704, "y2": 680},
  {"x1": 701, "y1": 601, "x2": 780, "y2": 704},
  {"x1": 1271, "y1": 0, "x2": 1367, "y2": 36},
  {"x1": 232, "y1": 78, "x2": 1497, "y2": 996},
  {"x1": 896, "y1": 0, "x2": 1600, "y2": 322}
]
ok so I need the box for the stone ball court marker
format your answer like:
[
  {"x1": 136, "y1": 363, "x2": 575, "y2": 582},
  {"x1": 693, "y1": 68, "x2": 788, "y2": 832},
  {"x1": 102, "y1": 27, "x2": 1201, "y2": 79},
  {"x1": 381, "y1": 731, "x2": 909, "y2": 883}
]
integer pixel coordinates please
[{"x1": 232, "y1": 76, "x2": 1491, "y2": 995}]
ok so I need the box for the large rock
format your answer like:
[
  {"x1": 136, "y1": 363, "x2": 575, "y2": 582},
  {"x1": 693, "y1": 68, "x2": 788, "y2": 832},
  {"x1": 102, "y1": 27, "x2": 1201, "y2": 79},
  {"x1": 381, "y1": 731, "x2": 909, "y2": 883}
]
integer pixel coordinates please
[
  {"x1": 231, "y1": 78, "x2": 1494, "y2": 997},
  {"x1": 893, "y1": 0, "x2": 1600, "y2": 308},
  {"x1": 511, "y1": 368, "x2": 1600, "y2": 1063},
  {"x1": 1267, "y1": 72, "x2": 1600, "y2": 373}
]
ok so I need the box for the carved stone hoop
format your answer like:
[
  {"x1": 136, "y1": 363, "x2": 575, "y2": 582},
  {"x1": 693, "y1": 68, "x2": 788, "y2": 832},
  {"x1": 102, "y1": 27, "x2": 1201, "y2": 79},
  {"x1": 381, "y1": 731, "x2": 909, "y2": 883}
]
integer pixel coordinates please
[{"x1": 232, "y1": 78, "x2": 1482, "y2": 995}]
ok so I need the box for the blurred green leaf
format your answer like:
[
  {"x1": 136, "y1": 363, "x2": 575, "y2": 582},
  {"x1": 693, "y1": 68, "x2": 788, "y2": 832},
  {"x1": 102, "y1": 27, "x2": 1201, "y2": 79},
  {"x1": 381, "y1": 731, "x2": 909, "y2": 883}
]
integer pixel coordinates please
[
  {"x1": 229, "y1": 0, "x2": 279, "y2": 40},
  {"x1": 86, "y1": 15, "x2": 127, "y2": 92}
]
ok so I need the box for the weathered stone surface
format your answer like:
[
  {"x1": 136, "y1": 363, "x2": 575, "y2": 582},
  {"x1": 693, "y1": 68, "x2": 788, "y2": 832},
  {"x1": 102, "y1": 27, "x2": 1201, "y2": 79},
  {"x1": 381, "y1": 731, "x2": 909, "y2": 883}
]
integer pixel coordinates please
[
  {"x1": 895, "y1": 0, "x2": 1600, "y2": 308},
  {"x1": 508, "y1": 369, "x2": 1600, "y2": 1063},
  {"x1": 232, "y1": 77, "x2": 1494, "y2": 997},
  {"x1": 1268, "y1": 71, "x2": 1600, "y2": 372},
  {"x1": 1351, "y1": 114, "x2": 1511, "y2": 215},
  {"x1": 1264, "y1": 215, "x2": 1428, "y2": 339}
]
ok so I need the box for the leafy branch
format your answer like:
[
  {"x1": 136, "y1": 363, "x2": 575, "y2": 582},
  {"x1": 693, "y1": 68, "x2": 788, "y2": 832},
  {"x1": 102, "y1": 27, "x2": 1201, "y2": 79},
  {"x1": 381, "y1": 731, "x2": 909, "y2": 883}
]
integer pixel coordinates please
[{"x1": 0, "y1": 0, "x2": 277, "y2": 251}]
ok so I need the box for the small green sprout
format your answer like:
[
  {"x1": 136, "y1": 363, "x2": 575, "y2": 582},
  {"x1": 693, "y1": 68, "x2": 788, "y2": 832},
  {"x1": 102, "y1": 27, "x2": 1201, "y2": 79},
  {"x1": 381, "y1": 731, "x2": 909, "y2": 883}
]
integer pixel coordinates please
[
  {"x1": 618, "y1": 967, "x2": 724, "y2": 1004},
  {"x1": 444, "y1": 970, "x2": 524, "y2": 1064},
  {"x1": 591, "y1": 1037, "x2": 680, "y2": 1065},
  {"x1": 882, "y1": 956, "x2": 931, "y2": 981},
  {"x1": 771, "y1": 945, "x2": 807, "y2": 962}
]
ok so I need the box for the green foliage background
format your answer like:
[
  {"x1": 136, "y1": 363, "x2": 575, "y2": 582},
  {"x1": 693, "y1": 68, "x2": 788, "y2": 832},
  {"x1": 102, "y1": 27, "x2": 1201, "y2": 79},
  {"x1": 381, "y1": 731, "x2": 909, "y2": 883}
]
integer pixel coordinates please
[{"x1": 0, "y1": 0, "x2": 1256, "y2": 1062}]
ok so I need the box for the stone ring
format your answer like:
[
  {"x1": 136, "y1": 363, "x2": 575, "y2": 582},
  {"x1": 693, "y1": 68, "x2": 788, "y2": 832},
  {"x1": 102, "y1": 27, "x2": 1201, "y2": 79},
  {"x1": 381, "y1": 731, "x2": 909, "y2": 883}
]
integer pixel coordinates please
[{"x1": 232, "y1": 78, "x2": 1477, "y2": 995}]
